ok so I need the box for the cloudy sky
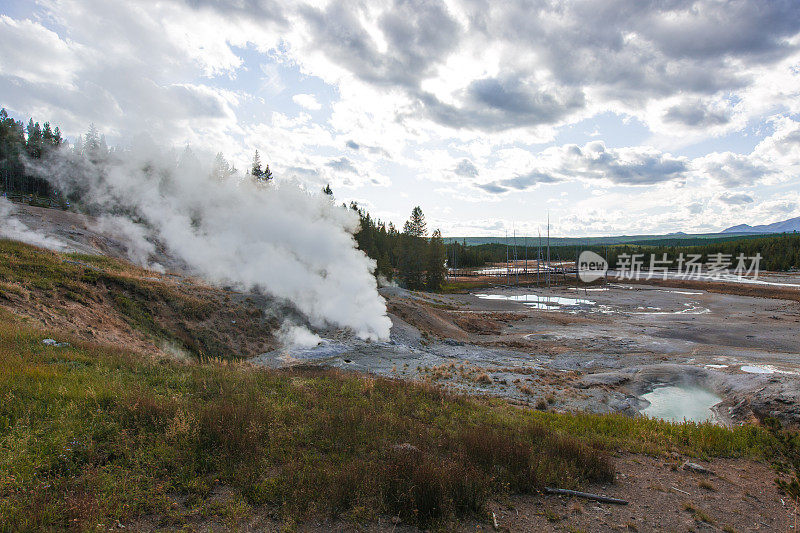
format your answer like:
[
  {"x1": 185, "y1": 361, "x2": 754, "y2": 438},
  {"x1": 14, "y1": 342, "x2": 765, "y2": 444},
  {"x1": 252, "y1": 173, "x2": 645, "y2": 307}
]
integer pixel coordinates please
[{"x1": 2, "y1": 0, "x2": 799, "y2": 236}]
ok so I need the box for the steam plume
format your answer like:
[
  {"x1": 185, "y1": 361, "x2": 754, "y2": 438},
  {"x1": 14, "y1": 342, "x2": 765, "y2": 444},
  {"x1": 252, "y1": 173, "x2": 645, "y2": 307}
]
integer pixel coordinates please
[
  {"x1": 34, "y1": 139, "x2": 391, "y2": 341},
  {"x1": 0, "y1": 197, "x2": 69, "y2": 251}
]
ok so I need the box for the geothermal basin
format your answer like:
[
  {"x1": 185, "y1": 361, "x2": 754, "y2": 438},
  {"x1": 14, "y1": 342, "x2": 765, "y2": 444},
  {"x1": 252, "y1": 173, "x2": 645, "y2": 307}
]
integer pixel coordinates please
[{"x1": 256, "y1": 276, "x2": 800, "y2": 426}]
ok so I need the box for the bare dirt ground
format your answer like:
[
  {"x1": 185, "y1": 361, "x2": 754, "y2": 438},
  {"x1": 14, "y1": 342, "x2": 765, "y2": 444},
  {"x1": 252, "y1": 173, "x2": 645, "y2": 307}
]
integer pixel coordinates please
[{"x1": 482, "y1": 454, "x2": 796, "y2": 533}]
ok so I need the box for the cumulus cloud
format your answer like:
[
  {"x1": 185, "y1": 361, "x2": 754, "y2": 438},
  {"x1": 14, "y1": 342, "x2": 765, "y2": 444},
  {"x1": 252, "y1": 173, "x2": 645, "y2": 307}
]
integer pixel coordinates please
[
  {"x1": 719, "y1": 192, "x2": 755, "y2": 205},
  {"x1": 693, "y1": 152, "x2": 769, "y2": 187},
  {"x1": 419, "y1": 78, "x2": 585, "y2": 131},
  {"x1": 687, "y1": 202, "x2": 704, "y2": 215},
  {"x1": 454, "y1": 159, "x2": 478, "y2": 177},
  {"x1": 326, "y1": 156, "x2": 359, "y2": 174},
  {"x1": 751, "y1": 116, "x2": 800, "y2": 172},
  {"x1": 692, "y1": 117, "x2": 800, "y2": 187},
  {"x1": 299, "y1": 0, "x2": 460, "y2": 89},
  {"x1": 0, "y1": 16, "x2": 81, "y2": 86},
  {"x1": 663, "y1": 99, "x2": 731, "y2": 127},
  {"x1": 2, "y1": 0, "x2": 800, "y2": 236},
  {"x1": 476, "y1": 141, "x2": 688, "y2": 194},
  {"x1": 0, "y1": 0, "x2": 246, "y2": 144},
  {"x1": 5, "y1": 0, "x2": 800, "y2": 141},
  {"x1": 476, "y1": 170, "x2": 561, "y2": 193},
  {"x1": 292, "y1": 93, "x2": 322, "y2": 110}
]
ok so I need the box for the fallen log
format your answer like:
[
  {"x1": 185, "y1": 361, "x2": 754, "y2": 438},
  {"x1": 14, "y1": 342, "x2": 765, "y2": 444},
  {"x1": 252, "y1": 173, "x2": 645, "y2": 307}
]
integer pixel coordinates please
[{"x1": 544, "y1": 487, "x2": 629, "y2": 505}]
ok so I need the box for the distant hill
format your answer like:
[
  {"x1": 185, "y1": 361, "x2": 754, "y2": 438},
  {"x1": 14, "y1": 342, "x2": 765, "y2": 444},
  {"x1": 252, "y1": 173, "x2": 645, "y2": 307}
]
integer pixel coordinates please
[
  {"x1": 722, "y1": 216, "x2": 800, "y2": 234},
  {"x1": 444, "y1": 217, "x2": 800, "y2": 246},
  {"x1": 442, "y1": 233, "x2": 775, "y2": 247}
]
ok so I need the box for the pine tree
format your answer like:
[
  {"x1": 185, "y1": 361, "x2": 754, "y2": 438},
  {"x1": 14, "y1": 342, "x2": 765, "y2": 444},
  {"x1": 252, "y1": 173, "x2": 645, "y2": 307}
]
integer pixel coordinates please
[
  {"x1": 83, "y1": 123, "x2": 106, "y2": 163},
  {"x1": 42, "y1": 122, "x2": 53, "y2": 145},
  {"x1": 377, "y1": 251, "x2": 392, "y2": 281},
  {"x1": 26, "y1": 119, "x2": 43, "y2": 159},
  {"x1": 72, "y1": 135, "x2": 83, "y2": 156},
  {"x1": 251, "y1": 150, "x2": 264, "y2": 181},
  {"x1": 211, "y1": 152, "x2": 235, "y2": 181},
  {"x1": 426, "y1": 229, "x2": 447, "y2": 291},
  {"x1": 84, "y1": 124, "x2": 100, "y2": 154},
  {"x1": 405, "y1": 206, "x2": 427, "y2": 238},
  {"x1": 99, "y1": 134, "x2": 108, "y2": 157},
  {"x1": 399, "y1": 206, "x2": 428, "y2": 289}
]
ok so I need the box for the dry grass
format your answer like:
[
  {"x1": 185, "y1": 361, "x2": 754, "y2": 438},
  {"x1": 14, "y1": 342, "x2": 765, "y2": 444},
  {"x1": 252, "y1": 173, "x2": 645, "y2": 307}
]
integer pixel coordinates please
[
  {"x1": 699, "y1": 480, "x2": 717, "y2": 491},
  {"x1": 683, "y1": 502, "x2": 715, "y2": 524}
]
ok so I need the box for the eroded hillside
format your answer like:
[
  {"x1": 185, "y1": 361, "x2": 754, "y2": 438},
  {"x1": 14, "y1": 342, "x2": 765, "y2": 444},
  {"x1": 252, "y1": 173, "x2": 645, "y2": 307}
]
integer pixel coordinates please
[{"x1": 0, "y1": 239, "x2": 284, "y2": 359}]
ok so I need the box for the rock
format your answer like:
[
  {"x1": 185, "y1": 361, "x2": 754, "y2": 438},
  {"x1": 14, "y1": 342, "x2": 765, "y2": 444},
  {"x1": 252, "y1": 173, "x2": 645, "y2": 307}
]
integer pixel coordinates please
[
  {"x1": 682, "y1": 461, "x2": 712, "y2": 474},
  {"x1": 390, "y1": 442, "x2": 420, "y2": 454},
  {"x1": 42, "y1": 338, "x2": 70, "y2": 348}
]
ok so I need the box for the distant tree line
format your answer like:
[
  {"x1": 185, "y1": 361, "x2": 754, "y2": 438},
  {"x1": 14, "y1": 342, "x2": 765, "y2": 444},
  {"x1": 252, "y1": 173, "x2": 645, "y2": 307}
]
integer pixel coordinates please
[
  {"x1": 598, "y1": 234, "x2": 800, "y2": 272},
  {"x1": 0, "y1": 108, "x2": 65, "y2": 200},
  {"x1": 445, "y1": 240, "x2": 547, "y2": 268},
  {"x1": 443, "y1": 233, "x2": 800, "y2": 272},
  {"x1": 343, "y1": 197, "x2": 447, "y2": 291},
  {"x1": 1, "y1": 108, "x2": 276, "y2": 202}
]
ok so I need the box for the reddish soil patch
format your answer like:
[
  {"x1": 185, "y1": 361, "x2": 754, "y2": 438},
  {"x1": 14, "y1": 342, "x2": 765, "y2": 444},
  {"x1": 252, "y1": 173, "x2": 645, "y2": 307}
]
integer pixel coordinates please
[
  {"x1": 386, "y1": 298, "x2": 470, "y2": 340},
  {"x1": 447, "y1": 311, "x2": 526, "y2": 335}
]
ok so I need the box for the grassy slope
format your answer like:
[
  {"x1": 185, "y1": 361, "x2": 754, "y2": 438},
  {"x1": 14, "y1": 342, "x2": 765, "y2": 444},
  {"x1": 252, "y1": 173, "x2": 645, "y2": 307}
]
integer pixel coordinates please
[
  {"x1": 0, "y1": 240, "x2": 783, "y2": 530},
  {"x1": 0, "y1": 316, "x2": 616, "y2": 530}
]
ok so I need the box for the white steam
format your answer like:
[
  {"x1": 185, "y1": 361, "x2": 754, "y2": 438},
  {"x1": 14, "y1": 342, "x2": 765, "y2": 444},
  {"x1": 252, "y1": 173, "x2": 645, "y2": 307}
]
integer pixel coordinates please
[
  {"x1": 36, "y1": 140, "x2": 391, "y2": 341},
  {"x1": 278, "y1": 321, "x2": 323, "y2": 348},
  {"x1": 93, "y1": 214, "x2": 165, "y2": 272},
  {"x1": 0, "y1": 197, "x2": 69, "y2": 251}
]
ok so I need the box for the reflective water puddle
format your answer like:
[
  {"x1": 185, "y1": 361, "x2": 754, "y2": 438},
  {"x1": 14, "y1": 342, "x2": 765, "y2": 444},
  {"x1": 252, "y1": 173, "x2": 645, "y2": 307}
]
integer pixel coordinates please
[
  {"x1": 657, "y1": 289, "x2": 704, "y2": 295},
  {"x1": 632, "y1": 303, "x2": 710, "y2": 315},
  {"x1": 740, "y1": 364, "x2": 798, "y2": 375},
  {"x1": 640, "y1": 385, "x2": 721, "y2": 424},
  {"x1": 474, "y1": 293, "x2": 595, "y2": 310}
]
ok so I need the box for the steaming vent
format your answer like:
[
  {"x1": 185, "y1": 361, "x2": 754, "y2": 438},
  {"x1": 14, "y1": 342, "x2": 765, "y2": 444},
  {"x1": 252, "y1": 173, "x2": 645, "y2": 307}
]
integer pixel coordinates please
[{"x1": 3, "y1": 139, "x2": 392, "y2": 345}]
